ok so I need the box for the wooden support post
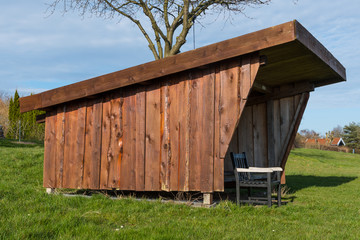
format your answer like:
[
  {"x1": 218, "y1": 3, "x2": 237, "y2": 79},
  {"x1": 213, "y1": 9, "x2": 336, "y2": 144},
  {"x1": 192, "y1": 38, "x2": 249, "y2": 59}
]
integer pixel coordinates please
[
  {"x1": 46, "y1": 188, "x2": 55, "y2": 194},
  {"x1": 203, "y1": 193, "x2": 213, "y2": 205},
  {"x1": 266, "y1": 172, "x2": 272, "y2": 208},
  {"x1": 267, "y1": 100, "x2": 275, "y2": 167}
]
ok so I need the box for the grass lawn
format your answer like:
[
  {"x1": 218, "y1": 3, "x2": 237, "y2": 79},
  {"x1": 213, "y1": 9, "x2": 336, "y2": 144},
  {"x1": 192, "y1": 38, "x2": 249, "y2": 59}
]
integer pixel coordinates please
[{"x1": 0, "y1": 138, "x2": 359, "y2": 239}]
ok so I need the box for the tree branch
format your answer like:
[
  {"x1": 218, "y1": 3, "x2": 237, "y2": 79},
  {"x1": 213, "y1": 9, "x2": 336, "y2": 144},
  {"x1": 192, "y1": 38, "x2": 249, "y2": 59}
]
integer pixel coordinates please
[
  {"x1": 103, "y1": 0, "x2": 160, "y2": 59},
  {"x1": 169, "y1": 0, "x2": 191, "y2": 55},
  {"x1": 48, "y1": 0, "x2": 273, "y2": 59}
]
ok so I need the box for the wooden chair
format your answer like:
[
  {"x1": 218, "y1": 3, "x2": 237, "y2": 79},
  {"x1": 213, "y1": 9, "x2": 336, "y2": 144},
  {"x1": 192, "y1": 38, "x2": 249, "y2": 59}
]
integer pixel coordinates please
[{"x1": 230, "y1": 152, "x2": 282, "y2": 207}]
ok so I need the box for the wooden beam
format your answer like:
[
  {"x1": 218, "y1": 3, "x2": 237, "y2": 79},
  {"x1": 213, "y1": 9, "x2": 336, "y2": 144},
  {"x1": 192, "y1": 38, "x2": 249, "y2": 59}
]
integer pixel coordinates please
[
  {"x1": 279, "y1": 92, "x2": 310, "y2": 182},
  {"x1": 253, "y1": 82, "x2": 272, "y2": 94},
  {"x1": 36, "y1": 114, "x2": 46, "y2": 124},
  {"x1": 259, "y1": 55, "x2": 268, "y2": 66},
  {"x1": 247, "y1": 82, "x2": 314, "y2": 106},
  {"x1": 295, "y1": 21, "x2": 346, "y2": 81}
]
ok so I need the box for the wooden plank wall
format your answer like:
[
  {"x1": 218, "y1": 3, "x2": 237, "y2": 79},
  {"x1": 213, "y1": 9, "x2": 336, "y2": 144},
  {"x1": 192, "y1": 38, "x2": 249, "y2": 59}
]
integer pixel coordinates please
[
  {"x1": 43, "y1": 53, "x2": 260, "y2": 193},
  {"x1": 225, "y1": 90, "x2": 310, "y2": 174}
]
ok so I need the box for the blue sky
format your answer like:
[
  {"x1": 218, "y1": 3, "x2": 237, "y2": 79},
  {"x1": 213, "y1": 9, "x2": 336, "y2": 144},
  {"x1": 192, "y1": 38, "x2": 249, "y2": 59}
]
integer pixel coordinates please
[{"x1": 1, "y1": 0, "x2": 359, "y2": 135}]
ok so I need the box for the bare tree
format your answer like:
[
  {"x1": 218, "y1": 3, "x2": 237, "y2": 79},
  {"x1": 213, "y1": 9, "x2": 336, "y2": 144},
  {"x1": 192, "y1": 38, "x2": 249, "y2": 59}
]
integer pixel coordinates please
[
  {"x1": 299, "y1": 129, "x2": 321, "y2": 139},
  {"x1": 48, "y1": 0, "x2": 272, "y2": 60},
  {"x1": 0, "y1": 92, "x2": 10, "y2": 137},
  {"x1": 332, "y1": 125, "x2": 344, "y2": 138}
]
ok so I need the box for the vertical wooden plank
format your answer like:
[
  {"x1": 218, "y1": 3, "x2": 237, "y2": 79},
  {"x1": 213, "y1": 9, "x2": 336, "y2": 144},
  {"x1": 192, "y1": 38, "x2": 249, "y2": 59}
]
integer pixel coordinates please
[
  {"x1": 177, "y1": 75, "x2": 190, "y2": 191},
  {"x1": 280, "y1": 97, "x2": 292, "y2": 146},
  {"x1": 218, "y1": 53, "x2": 258, "y2": 162},
  {"x1": 213, "y1": 66, "x2": 223, "y2": 191},
  {"x1": 55, "y1": 105, "x2": 66, "y2": 188},
  {"x1": 267, "y1": 100, "x2": 275, "y2": 167},
  {"x1": 238, "y1": 53, "x2": 259, "y2": 166},
  {"x1": 121, "y1": 91, "x2": 136, "y2": 190},
  {"x1": 250, "y1": 52, "x2": 260, "y2": 86},
  {"x1": 184, "y1": 77, "x2": 191, "y2": 191},
  {"x1": 120, "y1": 93, "x2": 129, "y2": 190},
  {"x1": 83, "y1": 98, "x2": 103, "y2": 189},
  {"x1": 219, "y1": 60, "x2": 240, "y2": 158},
  {"x1": 189, "y1": 70, "x2": 202, "y2": 191},
  {"x1": 200, "y1": 68, "x2": 215, "y2": 193},
  {"x1": 160, "y1": 83, "x2": 171, "y2": 191},
  {"x1": 169, "y1": 79, "x2": 180, "y2": 191},
  {"x1": 129, "y1": 92, "x2": 137, "y2": 190},
  {"x1": 145, "y1": 84, "x2": 161, "y2": 191},
  {"x1": 43, "y1": 110, "x2": 57, "y2": 188},
  {"x1": 77, "y1": 102, "x2": 87, "y2": 188},
  {"x1": 238, "y1": 106, "x2": 254, "y2": 166},
  {"x1": 100, "y1": 92, "x2": 122, "y2": 189},
  {"x1": 62, "y1": 103, "x2": 75, "y2": 188},
  {"x1": 63, "y1": 101, "x2": 86, "y2": 188},
  {"x1": 100, "y1": 96, "x2": 111, "y2": 189},
  {"x1": 280, "y1": 92, "x2": 310, "y2": 183},
  {"x1": 240, "y1": 56, "x2": 251, "y2": 102},
  {"x1": 107, "y1": 92, "x2": 122, "y2": 189},
  {"x1": 273, "y1": 99, "x2": 281, "y2": 166},
  {"x1": 224, "y1": 129, "x2": 238, "y2": 172},
  {"x1": 135, "y1": 88, "x2": 146, "y2": 191},
  {"x1": 252, "y1": 103, "x2": 268, "y2": 167}
]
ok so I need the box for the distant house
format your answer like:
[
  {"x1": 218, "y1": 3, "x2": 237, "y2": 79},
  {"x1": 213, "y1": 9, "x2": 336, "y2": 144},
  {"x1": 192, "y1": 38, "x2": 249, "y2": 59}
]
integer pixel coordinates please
[
  {"x1": 305, "y1": 138, "x2": 317, "y2": 144},
  {"x1": 305, "y1": 137, "x2": 345, "y2": 146},
  {"x1": 331, "y1": 137, "x2": 346, "y2": 146}
]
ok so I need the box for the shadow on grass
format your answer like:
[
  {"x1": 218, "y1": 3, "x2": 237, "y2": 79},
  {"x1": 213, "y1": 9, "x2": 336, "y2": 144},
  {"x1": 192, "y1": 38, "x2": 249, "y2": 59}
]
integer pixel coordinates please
[
  {"x1": 0, "y1": 138, "x2": 43, "y2": 148},
  {"x1": 286, "y1": 175, "x2": 357, "y2": 193},
  {"x1": 291, "y1": 150, "x2": 337, "y2": 160}
]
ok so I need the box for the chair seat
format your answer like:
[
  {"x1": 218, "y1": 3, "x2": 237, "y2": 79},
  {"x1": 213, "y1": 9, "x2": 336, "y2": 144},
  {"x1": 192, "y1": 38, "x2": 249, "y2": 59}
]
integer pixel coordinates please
[
  {"x1": 239, "y1": 180, "x2": 280, "y2": 187},
  {"x1": 240, "y1": 180, "x2": 268, "y2": 185}
]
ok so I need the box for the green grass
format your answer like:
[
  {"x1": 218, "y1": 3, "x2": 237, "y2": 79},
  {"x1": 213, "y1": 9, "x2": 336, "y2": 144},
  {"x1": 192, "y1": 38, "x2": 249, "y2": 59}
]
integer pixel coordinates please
[{"x1": 1, "y1": 139, "x2": 360, "y2": 239}]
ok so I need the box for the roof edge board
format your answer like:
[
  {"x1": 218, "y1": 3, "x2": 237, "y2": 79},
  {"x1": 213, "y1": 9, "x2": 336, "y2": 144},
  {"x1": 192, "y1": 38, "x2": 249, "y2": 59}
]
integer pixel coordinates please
[
  {"x1": 20, "y1": 20, "x2": 345, "y2": 113},
  {"x1": 294, "y1": 20, "x2": 346, "y2": 81},
  {"x1": 20, "y1": 21, "x2": 297, "y2": 113}
]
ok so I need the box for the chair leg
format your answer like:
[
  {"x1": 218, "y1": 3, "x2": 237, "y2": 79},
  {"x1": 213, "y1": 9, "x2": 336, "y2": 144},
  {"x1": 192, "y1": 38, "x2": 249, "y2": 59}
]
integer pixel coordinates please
[
  {"x1": 277, "y1": 171, "x2": 281, "y2": 207},
  {"x1": 236, "y1": 180, "x2": 240, "y2": 206},
  {"x1": 277, "y1": 183, "x2": 281, "y2": 207},
  {"x1": 267, "y1": 172, "x2": 272, "y2": 207}
]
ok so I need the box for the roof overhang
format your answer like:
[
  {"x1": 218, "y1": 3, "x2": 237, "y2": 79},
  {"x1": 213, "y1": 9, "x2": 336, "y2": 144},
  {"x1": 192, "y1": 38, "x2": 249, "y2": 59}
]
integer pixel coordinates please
[{"x1": 20, "y1": 20, "x2": 346, "y2": 113}]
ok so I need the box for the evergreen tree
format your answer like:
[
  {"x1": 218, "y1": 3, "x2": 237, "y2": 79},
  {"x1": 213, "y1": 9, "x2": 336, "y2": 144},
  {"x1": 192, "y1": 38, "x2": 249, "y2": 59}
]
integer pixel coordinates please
[
  {"x1": 13, "y1": 90, "x2": 20, "y2": 122},
  {"x1": 12, "y1": 90, "x2": 20, "y2": 139},
  {"x1": 7, "y1": 90, "x2": 45, "y2": 140},
  {"x1": 342, "y1": 122, "x2": 360, "y2": 149}
]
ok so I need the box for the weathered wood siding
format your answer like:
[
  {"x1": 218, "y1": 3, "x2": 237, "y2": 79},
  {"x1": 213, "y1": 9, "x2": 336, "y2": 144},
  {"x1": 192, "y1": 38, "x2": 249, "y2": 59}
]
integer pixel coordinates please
[
  {"x1": 224, "y1": 90, "x2": 310, "y2": 177},
  {"x1": 43, "y1": 53, "x2": 260, "y2": 192}
]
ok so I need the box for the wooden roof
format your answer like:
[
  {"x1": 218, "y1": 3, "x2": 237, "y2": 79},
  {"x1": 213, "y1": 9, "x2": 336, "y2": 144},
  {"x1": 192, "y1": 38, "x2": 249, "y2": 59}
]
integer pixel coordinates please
[{"x1": 20, "y1": 20, "x2": 346, "y2": 113}]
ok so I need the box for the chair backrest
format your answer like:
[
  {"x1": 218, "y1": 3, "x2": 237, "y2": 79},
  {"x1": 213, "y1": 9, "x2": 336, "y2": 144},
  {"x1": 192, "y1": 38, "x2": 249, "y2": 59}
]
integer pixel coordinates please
[{"x1": 230, "y1": 152, "x2": 250, "y2": 181}]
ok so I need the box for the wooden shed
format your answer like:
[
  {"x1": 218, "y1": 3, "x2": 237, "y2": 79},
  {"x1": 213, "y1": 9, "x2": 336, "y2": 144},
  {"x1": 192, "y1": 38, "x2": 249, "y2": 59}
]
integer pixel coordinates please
[{"x1": 20, "y1": 20, "x2": 345, "y2": 201}]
